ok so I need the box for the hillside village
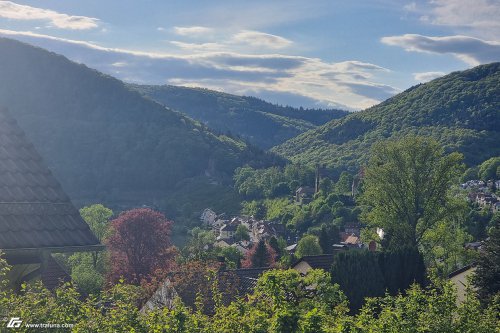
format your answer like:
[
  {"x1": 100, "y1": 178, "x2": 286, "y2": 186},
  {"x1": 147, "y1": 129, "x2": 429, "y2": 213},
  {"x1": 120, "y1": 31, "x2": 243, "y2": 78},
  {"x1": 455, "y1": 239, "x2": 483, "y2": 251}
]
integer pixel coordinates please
[{"x1": 0, "y1": 21, "x2": 498, "y2": 331}]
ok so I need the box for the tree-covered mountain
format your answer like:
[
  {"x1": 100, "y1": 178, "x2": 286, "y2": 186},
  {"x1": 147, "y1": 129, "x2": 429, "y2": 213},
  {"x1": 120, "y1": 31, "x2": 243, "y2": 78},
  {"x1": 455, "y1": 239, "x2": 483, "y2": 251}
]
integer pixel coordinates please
[
  {"x1": 273, "y1": 63, "x2": 500, "y2": 171},
  {"x1": 130, "y1": 84, "x2": 349, "y2": 149},
  {"x1": 0, "y1": 38, "x2": 281, "y2": 208}
]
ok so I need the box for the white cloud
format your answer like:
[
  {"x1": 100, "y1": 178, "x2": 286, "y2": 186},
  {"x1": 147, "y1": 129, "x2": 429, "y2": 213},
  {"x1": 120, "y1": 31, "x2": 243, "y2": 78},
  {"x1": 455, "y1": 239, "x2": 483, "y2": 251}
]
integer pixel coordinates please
[
  {"x1": 404, "y1": 0, "x2": 500, "y2": 39},
  {"x1": 0, "y1": 29, "x2": 399, "y2": 110},
  {"x1": 381, "y1": 34, "x2": 500, "y2": 65},
  {"x1": 413, "y1": 71, "x2": 445, "y2": 82},
  {"x1": 173, "y1": 26, "x2": 213, "y2": 37},
  {"x1": 231, "y1": 30, "x2": 292, "y2": 49},
  {"x1": 0, "y1": 1, "x2": 99, "y2": 30},
  {"x1": 423, "y1": 0, "x2": 500, "y2": 36},
  {"x1": 170, "y1": 41, "x2": 226, "y2": 52}
]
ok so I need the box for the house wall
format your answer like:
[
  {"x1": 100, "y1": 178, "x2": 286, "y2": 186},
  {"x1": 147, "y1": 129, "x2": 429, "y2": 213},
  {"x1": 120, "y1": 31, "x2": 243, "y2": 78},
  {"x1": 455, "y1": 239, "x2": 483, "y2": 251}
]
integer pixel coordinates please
[
  {"x1": 292, "y1": 261, "x2": 313, "y2": 275},
  {"x1": 449, "y1": 267, "x2": 476, "y2": 304}
]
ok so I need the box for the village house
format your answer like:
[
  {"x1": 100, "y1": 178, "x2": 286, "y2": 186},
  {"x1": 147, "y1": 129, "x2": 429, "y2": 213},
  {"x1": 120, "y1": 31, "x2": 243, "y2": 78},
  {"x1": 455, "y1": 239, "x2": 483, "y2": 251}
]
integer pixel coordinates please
[
  {"x1": 218, "y1": 223, "x2": 239, "y2": 240},
  {"x1": 292, "y1": 253, "x2": 346, "y2": 275},
  {"x1": 200, "y1": 208, "x2": 217, "y2": 225},
  {"x1": 142, "y1": 266, "x2": 269, "y2": 314},
  {"x1": 448, "y1": 264, "x2": 476, "y2": 304},
  {"x1": 0, "y1": 108, "x2": 102, "y2": 290},
  {"x1": 295, "y1": 186, "x2": 315, "y2": 204}
]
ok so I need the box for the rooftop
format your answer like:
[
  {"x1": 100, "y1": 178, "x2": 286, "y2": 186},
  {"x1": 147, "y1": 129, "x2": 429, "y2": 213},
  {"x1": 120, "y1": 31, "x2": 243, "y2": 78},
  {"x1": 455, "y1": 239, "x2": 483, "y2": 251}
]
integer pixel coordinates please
[{"x1": 0, "y1": 108, "x2": 100, "y2": 251}]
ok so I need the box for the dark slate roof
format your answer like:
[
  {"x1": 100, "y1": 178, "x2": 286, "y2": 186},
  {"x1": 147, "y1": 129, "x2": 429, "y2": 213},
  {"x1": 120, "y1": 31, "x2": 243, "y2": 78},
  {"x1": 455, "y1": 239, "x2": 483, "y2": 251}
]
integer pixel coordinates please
[
  {"x1": 448, "y1": 264, "x2": 475, "y2": 279},
  {"x1": 0, "y1": 108, "x2": 100, "y2": 250},
  {"x1": 230, "y1": 267, "x2": 269, "y2": 295},
  {"x1": 41, "y1": 255, "x2": 71, "y2": 290}
]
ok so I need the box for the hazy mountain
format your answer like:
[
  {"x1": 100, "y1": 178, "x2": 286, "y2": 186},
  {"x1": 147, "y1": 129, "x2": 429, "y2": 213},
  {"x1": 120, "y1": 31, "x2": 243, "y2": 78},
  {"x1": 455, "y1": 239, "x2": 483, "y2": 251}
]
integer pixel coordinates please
[
  {"x1": 130, "y1": 84, "x2": 349, "y2": 149},
  {"x1": 273, "y1": 63, "x2": 500, "y2": 171},
  {"x1": 0, "y1": 38, "x2": 281, "y2": 208}
]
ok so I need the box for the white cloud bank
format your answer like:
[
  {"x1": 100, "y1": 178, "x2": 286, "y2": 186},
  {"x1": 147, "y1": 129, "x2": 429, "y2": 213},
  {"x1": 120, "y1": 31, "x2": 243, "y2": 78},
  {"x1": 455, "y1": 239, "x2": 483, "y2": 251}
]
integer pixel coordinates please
[
  {"x1": 232, "y1": 30, "x2": 292, "y2": 49},
  {"x1": 421, "y1": 0, "x2": 500, "y2": 39},
  {"x1": 0, "y1": 29, "x2": 400, "y2": 110},
  {"x1": 381, "y1": 34, "x2": 500, "y2": 66},
  {"x1": 413, "y1": 71, "x2": 445, "y2": 82},
  {"x1": 173, "y1": 26, "x2": 213, "y2": 37},
  {"x1": 0, "y1": 1, "x2": 99, "y2": 30}
]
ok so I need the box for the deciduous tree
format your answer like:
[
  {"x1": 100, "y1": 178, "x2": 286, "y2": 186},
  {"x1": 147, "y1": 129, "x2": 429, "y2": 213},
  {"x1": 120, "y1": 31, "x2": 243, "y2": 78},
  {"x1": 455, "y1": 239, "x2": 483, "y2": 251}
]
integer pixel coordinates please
[
  {"x1": 295, "y1": 235, "x2": 323, "y2": 258},
  {"x1": 107, "y1": 208, "x2": 175, "y2": 284},
  {"x1": 474, "y1": 221, "x2": 500, "y2": 304},
  {"x1": 361, "y1": 136, "x2": 463, "y2": 248}
]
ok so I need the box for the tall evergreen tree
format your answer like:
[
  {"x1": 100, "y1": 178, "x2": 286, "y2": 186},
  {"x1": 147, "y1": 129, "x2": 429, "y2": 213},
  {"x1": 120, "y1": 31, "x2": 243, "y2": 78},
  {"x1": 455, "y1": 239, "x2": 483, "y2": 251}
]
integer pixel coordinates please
[
  {"x1": 474, "y1": 221, "x2": 500, "y2": 304},
  {"x1": 318, "y1": 224, "x2": 340, "y2": 254},
  {"x1": 242, "y1": 240, "x2": 276, "y2": 268},
  {"x1": 331, "y1": 250, "x2": 385, "y2": 311}
]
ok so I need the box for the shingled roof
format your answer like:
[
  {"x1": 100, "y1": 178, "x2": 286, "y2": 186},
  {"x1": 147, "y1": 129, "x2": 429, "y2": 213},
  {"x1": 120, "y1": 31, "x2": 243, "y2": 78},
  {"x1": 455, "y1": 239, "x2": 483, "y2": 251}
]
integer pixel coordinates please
[{"x1": 0, "y1": 108, "x2": 100, "y2": 251}]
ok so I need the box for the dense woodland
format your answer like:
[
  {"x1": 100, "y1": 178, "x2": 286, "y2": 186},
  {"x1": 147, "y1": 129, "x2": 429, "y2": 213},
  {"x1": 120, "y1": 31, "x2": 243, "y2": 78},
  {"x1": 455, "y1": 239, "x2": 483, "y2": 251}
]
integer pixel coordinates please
[
  {"x1": 131, "y1": 84, "x2": 348, "y2": 149},
  {"x1": 0, "y1": 38, "x2": 282, "y2": 210},
  {"x1": 0, "y1": 38, "x2": 499, "y2": 332},
  {"x1": 273, "y1": 63, "x2": 500, "y2": 171}
]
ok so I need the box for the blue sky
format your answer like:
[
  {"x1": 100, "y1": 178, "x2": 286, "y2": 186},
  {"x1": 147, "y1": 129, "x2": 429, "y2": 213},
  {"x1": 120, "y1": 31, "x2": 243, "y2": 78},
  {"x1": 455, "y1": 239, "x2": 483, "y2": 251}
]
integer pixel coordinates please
[{"x1": 0, "y1": 0, "x2": 499, "y2": 110}]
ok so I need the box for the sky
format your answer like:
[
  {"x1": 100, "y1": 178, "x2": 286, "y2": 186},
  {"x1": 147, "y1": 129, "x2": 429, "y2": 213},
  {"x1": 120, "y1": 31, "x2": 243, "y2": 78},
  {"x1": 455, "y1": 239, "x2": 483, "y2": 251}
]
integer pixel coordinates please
[{"x1": 0, "y1": 0, "x2": 499, "y2": 110}]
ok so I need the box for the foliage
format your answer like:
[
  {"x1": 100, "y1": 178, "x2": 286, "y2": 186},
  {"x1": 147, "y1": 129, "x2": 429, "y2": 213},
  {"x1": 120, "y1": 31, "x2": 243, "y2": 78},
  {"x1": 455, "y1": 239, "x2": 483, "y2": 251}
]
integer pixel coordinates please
[
  {"x1": 79, "y1": 204, "x2": 114, "y2": 242},
  {"x1": 331, "y1": 248, "x2": 426, "y2": 311},
  {"x1": 420, "y1": 198, "x2": 477, "y2": 276},
  {"x1": 183, "y1": 227, "x2": 216, "y2": 261},
  {"x1": 234, "y1": 224, "x2": 250, "y2": 242},
  {"x1": 131, "y1": 84, "x2": 348, "y2": 149},
  {"x1": 354, "y1": 281, "x2": 500, "y2": 333},
  {"x1": 234, "y1": 164, "x2": 315, "y2": 200},
  {"x1": 317, "y1": 224, "x2": 340, "y2": 254},
  {"x1": 273, "y1": 63, "x2": 500, "y2": 170},
  {"x1": 474, "y1": 221, "x2": 500, "y2": 304},
  {"x1": 478, "y1": 156, "x2": 500, "y2": 180},
  {"x1": 1, "y1": 261, "x2": 499, "y2": 333},
  {"x1": 0, "y1": 38, "x2": 280, "y2": 214},
  {"x1": 61, "y1": 204, "x2": 114, "y2": 295},
  {"x1": 107, "y1": 208, "x2": 175, "y2": 284},
  {"x1": 335, "y1": 171, "x2": 353, "y2": 194},
  {"x1": 242, "y1": 240, "x2": 276, "y2": 268},
  {"x1": 295, "y1": 235, "x2": 323, "y2": 258},
  {"x1": 361, "y1": 136, "x2": 464, "y2": 248}
]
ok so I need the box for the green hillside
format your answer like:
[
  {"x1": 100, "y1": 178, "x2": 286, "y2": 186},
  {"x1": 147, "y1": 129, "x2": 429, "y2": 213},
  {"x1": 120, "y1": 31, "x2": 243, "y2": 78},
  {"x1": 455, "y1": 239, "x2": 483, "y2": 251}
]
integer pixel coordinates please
[
  {"x1": 130, "y1": 84, "x2": 349, "y2": 149},
  {"x1": 0, "y1": 38, "x2": 281, "y2": 208},
  {"x1": 273, "y1": 63, "x2": 500, "y2": 171}
]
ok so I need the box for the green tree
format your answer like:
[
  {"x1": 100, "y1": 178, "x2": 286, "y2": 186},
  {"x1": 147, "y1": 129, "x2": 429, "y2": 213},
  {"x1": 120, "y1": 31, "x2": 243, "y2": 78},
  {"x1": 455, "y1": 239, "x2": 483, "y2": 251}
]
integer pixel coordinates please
[
  {"x1": 242, "y1": 200, "x2": 266, "y2": 219},
  {"x1": 295, "y1": 235, "x2": 323, "y2": 258},
  {"x1": 336, "y1": 171, "x2": 353, "y2": 194},
  {"x1": 186, "y1": 227, "x2": 216, "y2": 261},
  {"x1": 318, "y1": 224, "x2": 340, "y2": 254},
  {"x1": 478, "y1": 156, "x2": 500, "y2": 181},
  {"x1": 217, "y1": 246, "x2": 243, "y2": 269},
  {"x1": 234, "y1": 224, "x2": 250, "y2": 242},
  {"x1": 474, "y1": 221, "x2": 500, "y2": 304},
  {"x1": 361, "y1": 136, "x2": 463, "y2": 248},
  {"x1": 67, "y1": 204, "x2": 113, "y2": 294}
]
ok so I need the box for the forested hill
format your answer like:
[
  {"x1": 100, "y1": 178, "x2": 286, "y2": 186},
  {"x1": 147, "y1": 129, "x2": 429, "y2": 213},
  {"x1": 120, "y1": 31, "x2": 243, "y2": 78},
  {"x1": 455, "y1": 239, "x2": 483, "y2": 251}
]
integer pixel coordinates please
[
  {"x1": 130, "y1": 84, "x2": 349, "y2": 149},
  {"x1": 0, "y1": 38, "x2": 281, "y2": 207},
  {"x1": 273, "y1": 63, "x2": 500, "y2": 171}
]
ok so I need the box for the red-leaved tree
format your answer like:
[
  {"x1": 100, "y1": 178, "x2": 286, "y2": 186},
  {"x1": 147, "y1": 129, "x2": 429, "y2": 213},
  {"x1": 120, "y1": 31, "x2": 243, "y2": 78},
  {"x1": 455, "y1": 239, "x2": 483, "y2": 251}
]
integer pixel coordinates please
[
  {"x1": 106, "y1": 208, "x2": 175, "y2": 284},
  {"x1": 242, "y1": 240, "x2": 276, "y2": 268}
]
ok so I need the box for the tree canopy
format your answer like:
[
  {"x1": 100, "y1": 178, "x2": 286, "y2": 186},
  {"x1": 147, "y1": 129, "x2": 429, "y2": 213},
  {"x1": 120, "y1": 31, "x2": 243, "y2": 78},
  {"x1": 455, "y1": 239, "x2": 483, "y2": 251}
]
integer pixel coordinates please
[{"x1": 361, "y1": 136, "x2": 463, "y2": 248}]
